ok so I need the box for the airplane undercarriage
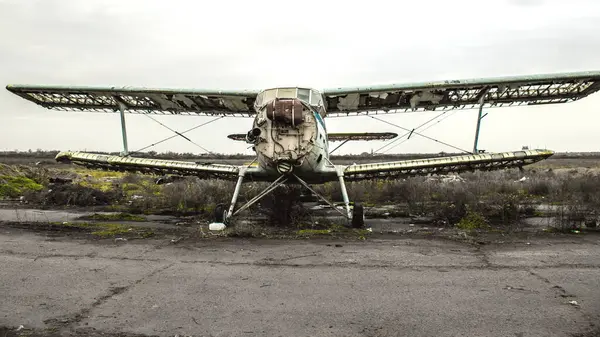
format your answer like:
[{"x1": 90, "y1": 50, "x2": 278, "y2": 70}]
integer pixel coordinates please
[{"x1": 209, "y1": 168, "x2": 365, "y2": 230}]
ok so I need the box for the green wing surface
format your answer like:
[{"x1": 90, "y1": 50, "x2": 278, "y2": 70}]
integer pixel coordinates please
[
  {"x1": 343, "y1": 150, "x2": 554, "y2": 181},
  {"x1": 54, "y1": 151, "x2": 268, "y2": 181}
]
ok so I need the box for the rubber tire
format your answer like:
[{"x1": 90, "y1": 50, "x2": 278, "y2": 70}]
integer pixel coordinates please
[
  {"x1": 351, "y1": 203, "x2": 365, "y2": 228},
  {"x1": 214, "y1": 203, "x2": 226, "y2": 223}
]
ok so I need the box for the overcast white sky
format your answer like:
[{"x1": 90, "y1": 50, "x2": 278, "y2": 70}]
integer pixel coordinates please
[{"x1": 1, "y1": 0, "x2": 600, "y2": 155}]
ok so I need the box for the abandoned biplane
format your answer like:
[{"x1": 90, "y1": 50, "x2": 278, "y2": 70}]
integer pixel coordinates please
[{"x1": 6, "y1": 70, "x2": 600, "y2": 229}]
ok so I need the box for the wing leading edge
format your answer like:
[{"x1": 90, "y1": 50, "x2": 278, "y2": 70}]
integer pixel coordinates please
[
  {"x1": 55, "y1": 151, "x2": 268, "y2": 181},
  {"x1": 343, "y1": 149, "x2": 553, "y2": 181},
  {"x1": 6, "y1": 85, "x2": 259, "y2": 117},
  {"x1": 322, "y1": 71, "x2": 600, "y2": 116}
]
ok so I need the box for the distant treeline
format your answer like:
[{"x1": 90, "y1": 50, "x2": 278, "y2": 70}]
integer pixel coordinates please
[{"x1": 2, "y1": 149, "x2": 600, "y2": 161}]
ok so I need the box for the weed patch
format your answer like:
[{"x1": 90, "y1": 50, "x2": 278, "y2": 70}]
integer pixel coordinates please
[
  {"x1": 456, "y1": 210, "x2": 489, "y2": 230},
  {"x1": 81, "y1": 212, "x2": 146, "y2": 222},
  {"x1": 0, "y1": 175, "x2": 43, "y2": 198}
]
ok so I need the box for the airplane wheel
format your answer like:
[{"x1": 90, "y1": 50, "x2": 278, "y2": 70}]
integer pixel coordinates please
[
  {"x1": 214, "y1": 203, "x2": 227, "y2": 223},
  {"x1": 351, "y1": 203, "x2": 365, "y2": 228}
]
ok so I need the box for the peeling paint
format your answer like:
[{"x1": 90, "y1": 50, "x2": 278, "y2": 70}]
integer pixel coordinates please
[{"x1": 336, "y1": 93, "x2": 360, "y2": 111}]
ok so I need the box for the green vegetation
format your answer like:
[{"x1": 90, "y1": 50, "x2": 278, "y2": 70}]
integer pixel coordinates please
[
  {"x1": 83, "y1": 212, "x2": 146, "y2": 222},
  {"x1": 456, "y1": 210, "x2": 489, "y2": 230},
  {"x1": 1, "y1": 155, "x2": 599, "y2": 234},
  {"x1": 297, "y1": 229, "x2": 331, "y2": 236},
  {"x1": 91, "y1": 223, "x2": 133, "y2": 237},
  {"x1": 0, "y1": 175, "x2": 43, "y2": 198},
  {"x1": 48, "y1": 221, "x2": 154, "y2": 238}
]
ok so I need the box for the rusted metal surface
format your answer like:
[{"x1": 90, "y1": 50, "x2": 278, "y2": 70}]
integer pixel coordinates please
[
  {"x1": 265, "y1": 98, "x2": 304, "y2": 127},
  {"x1": 343, "y1": 150, "x2": 554, "y2": 181},
  {"x1": 322, "y1": 71, "x2": 600, "y2": 116}
]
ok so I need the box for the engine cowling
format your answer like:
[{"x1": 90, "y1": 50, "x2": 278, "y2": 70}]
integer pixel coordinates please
[{"x1": 265, "y1": 98, "x2": 304, "y2": 128}]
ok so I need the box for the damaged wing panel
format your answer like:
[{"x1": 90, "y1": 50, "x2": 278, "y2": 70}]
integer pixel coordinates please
[
  {"x1": 6, "y1": 85, "x2": 259, "y2": 117},
  {"x1": 55, "y1": 151, "x2": 246, "y2": 181},
  {"x1": 326, "y1": 132, "x2": 398, "y2": 141},
  {"x1": 227, "y1": 132, "x2": 398, "y2": 142},
  {"x1": 343, "y1": 149, "x2": 554, "y2": 181},
  {"x1": 322, "y1": 71, "x2": 600, "y2": 116}
]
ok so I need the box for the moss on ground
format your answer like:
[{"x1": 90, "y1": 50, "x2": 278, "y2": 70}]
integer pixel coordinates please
[
  {"x1": 72, "y1": 168, "x2": 125, "y2": 179},
  {"x1": 91, "y1": 223, "x2": 133, "y2": 237},
  {"x1": 0, "y1": 175, "x2": 43, "y2": 198},
  {"x1": 296, "y1": 229, "x2": 331, "y2": 236},
  {"x1": 77, "y1": 180, "x2": 115, "y2": 192},
  {"x1": 47, "y1": 221, "x2": 154, "y2": 239},
  {"x1": 83, "y1": 212, "x2": 146, "y2": 222}
]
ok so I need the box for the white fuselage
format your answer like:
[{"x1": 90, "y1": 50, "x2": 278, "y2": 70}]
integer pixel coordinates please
[{"x1": 245, "y1": 87, "x2": 336, "y2": 182}]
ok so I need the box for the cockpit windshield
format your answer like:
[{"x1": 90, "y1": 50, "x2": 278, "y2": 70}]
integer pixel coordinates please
[{"x1": 255, "y1": 87, "x2": 323, "y2": 112}]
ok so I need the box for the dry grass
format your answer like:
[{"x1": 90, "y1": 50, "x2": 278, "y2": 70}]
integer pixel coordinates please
[{"x1": 2, "y1": 160, "x2": 599, "y2": 230}]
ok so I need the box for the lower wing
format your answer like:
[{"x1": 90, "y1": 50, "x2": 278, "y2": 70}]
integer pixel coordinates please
[
  {"x1": 55, "y1": 151, "x2": 267, "y2": 181},
  {"x1": 342, "y1": 149, "x2": 553, "y2": 181}
]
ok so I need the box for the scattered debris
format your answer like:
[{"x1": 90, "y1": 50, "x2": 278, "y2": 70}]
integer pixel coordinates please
[
  {"x1": 49, "y1": 177, "x2": 72, "y2": 184},
  {"x1": 170, "y1": 237, "x2": 184, "y2": 244}
]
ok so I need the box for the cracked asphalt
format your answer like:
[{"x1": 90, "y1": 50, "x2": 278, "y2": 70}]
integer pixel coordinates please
[{"x1": 1, "y1": 226, "x2": 600, "y2": 337}]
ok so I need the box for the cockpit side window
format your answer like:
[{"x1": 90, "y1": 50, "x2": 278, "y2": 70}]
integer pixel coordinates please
[
  {"x1": 310, "y1": 90, "x2": 323, "y2": 107},
  {"x1": 297, "y1": 88, "x2": 310, "y2": 103},
  {"x1": 255, "y1": 89, "x2": 276, "y2": 107}
]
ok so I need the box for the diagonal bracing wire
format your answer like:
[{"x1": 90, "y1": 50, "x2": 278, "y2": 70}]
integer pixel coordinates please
[
  {"x1": 374, "y1": 110, "x2": 451, "y2": 154},
  {"x1": 382, "y1": 110, "x2": 459, "y2": 154},
  {"x1": 132, "y1": 116, "x2": 224, "y2": 154},
  {"x1": 368, "y1": 115, "x2": 471, "y2": 154},
  {"x1": 141, "y1": 114, "x2": 214, "y2": 154}
]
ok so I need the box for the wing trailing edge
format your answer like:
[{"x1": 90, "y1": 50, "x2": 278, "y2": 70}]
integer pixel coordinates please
[{"x1": 343, "y1": 149, "x2": 554, "y2": 181}]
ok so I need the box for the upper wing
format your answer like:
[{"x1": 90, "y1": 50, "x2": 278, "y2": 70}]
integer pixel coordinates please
[
  {"x1": 343, "y1": 149, "x2": 553, "y2": 181},
  {"x1": 6, "y1": 84, "x2": 259, "y2": 117},
  {"x1": 55, "y1": 151, "x2": 268, "y2": 181},
  {"x1": 322, "y1": 71, "x2": 600, "y2": 116}
]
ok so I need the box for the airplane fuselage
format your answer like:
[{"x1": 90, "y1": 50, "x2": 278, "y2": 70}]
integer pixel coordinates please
[{"x1": 245, "y1": 87, "x2": 336, "y2": 181}]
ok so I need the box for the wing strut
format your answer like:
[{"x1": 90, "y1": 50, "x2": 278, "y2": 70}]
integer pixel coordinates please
[
  {"x1": 472, "y1": 88, "x2": 490, "y2": 154},
  {"x1": 329, "y1": 139, "x2": 350, "y2": 155},
  {"x1": 116, "y1": 100, "x2": 129, "y2": 156}
]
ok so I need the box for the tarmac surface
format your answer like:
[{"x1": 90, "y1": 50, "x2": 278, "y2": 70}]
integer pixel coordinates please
[{"x1": 1, "y1": 224, "x2": 600, "y2": 337}]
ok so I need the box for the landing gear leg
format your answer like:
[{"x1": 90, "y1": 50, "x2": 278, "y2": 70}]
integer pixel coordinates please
[
  {"x1": 292, "y1": 173, "x2": 358, "y2": 227},
  {"x1": 337, "y1": 171, "x2": 352, "y2": 221},
  {"x1": 209, "y1": 172, "x2": 289, "y2": 231},
  {"x1": 337, "y1": 169, "x2": 364, "y2": 228},
  {"x1": 210, "y1": 168, "x2": 246, "y2": 230}
]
